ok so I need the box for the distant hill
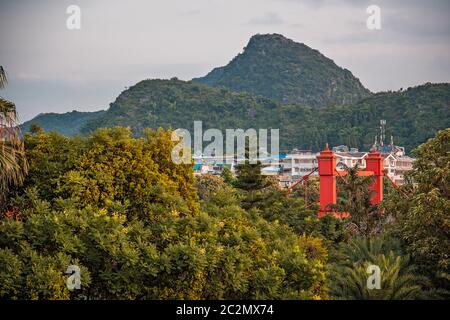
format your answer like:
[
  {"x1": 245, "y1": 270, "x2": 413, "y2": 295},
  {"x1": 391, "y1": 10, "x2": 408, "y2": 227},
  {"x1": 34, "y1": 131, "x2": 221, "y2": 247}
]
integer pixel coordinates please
[
  {"x1": 75, "y1": 79, "x2": 449, "y2": 153},
  {"x1": 80, "y1": 78, "x2": 279, "y2": 136},
  {"x1": 193, "y1": 33, "x2": 371, "y2": 107},
  {"x1": 278, "y1": 83, "x2": 450, "y2": 153},
  {"x1": 21, "y1": 33, "x2": 450, "y2": 153},
  {"x1": 21, "y1": 110, "x2": 105, "y2": 136}
]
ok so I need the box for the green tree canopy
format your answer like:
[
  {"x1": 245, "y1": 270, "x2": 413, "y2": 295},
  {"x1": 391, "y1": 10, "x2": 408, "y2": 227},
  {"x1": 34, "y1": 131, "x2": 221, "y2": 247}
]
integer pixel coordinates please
[
  {"x1": 0, "y1": 127, "x2": 329, "y2": 300},
  {"x1": 385, "y1": 128, "x2": 450, "y2": 293}
]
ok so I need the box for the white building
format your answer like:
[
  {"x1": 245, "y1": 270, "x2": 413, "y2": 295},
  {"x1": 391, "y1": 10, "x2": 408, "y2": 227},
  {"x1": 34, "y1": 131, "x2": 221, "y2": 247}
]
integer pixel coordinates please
[
  {"x1": 335, "y1": 151, "x2": 368, "y2": 170},
  {"x1": 280, "y1": 145, "x2": 414, "y2": 186},
  {"x1": 193, "y1": 153, "x2": 282, "y2": 176},
  {"x1": 282, "y1": 149, "x2": 318, "y2": 177},
  {"x1": 383, "y1": 154, "x2": 415, "y2": 185},
  {"x1": 193, "y1": 154, "x2": 235, "y2": 175}
]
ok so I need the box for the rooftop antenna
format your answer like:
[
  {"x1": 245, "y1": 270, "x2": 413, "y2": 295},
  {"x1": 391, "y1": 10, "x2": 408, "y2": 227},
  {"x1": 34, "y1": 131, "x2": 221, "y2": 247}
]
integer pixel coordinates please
[{"x1": 379, "y1": 119, "x2": 386, "y2": 147}]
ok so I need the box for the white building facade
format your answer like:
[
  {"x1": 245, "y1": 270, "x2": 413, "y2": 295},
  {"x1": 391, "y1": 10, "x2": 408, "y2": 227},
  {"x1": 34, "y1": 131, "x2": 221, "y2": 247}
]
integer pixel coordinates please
[{"x1": 280, "y1": 146, "x2": 415, "y2": 186}]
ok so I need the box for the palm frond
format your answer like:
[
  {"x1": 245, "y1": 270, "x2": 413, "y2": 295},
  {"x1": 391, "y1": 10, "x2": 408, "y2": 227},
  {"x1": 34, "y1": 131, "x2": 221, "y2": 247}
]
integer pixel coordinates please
[
  {"x1": 0, "y1": 91, "x2": 29, "y2": 203},
  {"x1": 0, "y1": 66, "x2": 7, "y2": 89},
  {"x1": 329, "y1": 237, "x2": 433, "y2": 300}
]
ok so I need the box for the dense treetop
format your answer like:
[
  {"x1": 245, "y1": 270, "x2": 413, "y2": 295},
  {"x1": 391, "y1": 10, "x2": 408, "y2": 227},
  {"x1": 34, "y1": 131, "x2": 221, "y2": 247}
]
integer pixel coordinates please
[
  {"x1": 0, "y1": 127, "x2": 329, "y2": 299},
  {"x1": 1, "y1": 126, "x2": 448, "y2": 299}
]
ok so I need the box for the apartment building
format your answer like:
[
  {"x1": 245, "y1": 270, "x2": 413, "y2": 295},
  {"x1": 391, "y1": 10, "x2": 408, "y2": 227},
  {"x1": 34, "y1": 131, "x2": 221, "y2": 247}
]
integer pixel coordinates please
[
  {"x1": 280, "y1": 144, "x2": 415, "y2": 186},
  {"x1": 282, "y1": 149, "x2": 318, "y2": 177},
  {"x1": 384, "y1": 154, "x2": 415, "y2": 185},
  {"x1": 192, "y1": 143, "x2": 415, "y2": 186}
]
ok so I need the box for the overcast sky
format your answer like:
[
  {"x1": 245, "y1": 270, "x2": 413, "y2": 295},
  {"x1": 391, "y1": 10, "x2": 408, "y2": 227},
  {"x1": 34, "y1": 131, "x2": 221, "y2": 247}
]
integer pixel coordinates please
[{"x1": 1, "y1": 0, "x2": 449, "y2": 121}]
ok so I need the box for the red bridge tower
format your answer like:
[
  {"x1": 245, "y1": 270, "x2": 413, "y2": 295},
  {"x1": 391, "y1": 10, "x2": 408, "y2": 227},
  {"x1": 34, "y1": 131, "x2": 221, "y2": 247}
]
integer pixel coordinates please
[{"x1": 317, "y1": 144, "x2": 384, "y2": 217}]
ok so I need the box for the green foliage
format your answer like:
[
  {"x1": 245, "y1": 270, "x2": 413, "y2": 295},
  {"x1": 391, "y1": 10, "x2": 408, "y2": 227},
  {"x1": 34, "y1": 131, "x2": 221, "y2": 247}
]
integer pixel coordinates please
[
  {"x1": 292, "y1": 176, "x2": 320, "y2": 205},
  {"x1": 80, "y1": 78, "x2": 279, "y2": 139},
  {"x1": 232, "y1": 161, "x2": 276, "y2": 210},
  {"x1": 331, "y1": 164, "x2": 384, "y2": 238},
  {"x1": 193, "y1": 34, "x2": 371, "y2": 107},
  {"x1": 0, "y1": 69, "x2": 28, "y2": 205},
  {"x1": 23, "y1": 127, "x2": 199, "y2": 221},
  {"x1": 3, "y1": 35, "x2": 449, "y2": 300},
  {"x1": 385, "y1": 128, "x2": 450, "y2": 293},
  {"x1": 195, "y1": 174, "x2": 228, "y2": 201},
  {"x1": 21, "y1": 110, "x2": 105, "y2": 136},
  {"x1": 258, "y1": 191, "x2": 345, "y2": 248},
  {"x1": 220, "y1": 166, "x2": 235, "y2": 185},
  {"x1": 329, "y1": 237, "x2": 432, "y2": 300},
  {"x1": 0, "y1": 127, "x2": 329, "y2": 300},
  {"x1": 23, "y1": 128, "x2": 84, "y2": 201},
  {"x1": 198, "y1": 187, "x2": 329, "y2": 299},
  {"x1": 233, "y1": 161, "x2": 345, "y2": 248},
  {"x1": 233, "y1": 162, "x2": 272, "y2": 190},
  {"x1": 315, "y1": 214, "x2": 346, "y2": 248},
  {"x1": 278, "y1": 82, "x2": 450, "y2": 152}
]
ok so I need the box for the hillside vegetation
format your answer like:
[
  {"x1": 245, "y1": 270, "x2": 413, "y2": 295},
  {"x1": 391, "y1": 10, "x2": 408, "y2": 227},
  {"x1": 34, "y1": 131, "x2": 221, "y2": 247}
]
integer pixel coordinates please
[
  {"x1": 193, "y1": 33, "x2": 371, "y2": 107},
  {"x1": 21, "y1": 80, "x2": 450, "y2": 153},
  {"x1": 21, "y1": 110, "x2": 105, "y2": 136},
  {"x1": 80, "y1": 80, "x2": 450, "y2": 153}
]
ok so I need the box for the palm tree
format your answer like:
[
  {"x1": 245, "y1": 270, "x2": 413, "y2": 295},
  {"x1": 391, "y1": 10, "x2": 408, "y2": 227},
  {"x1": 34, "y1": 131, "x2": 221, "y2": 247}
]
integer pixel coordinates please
[
  {"x1": 0, "y1": 66, "x2": 28, "y2": 205},
  {"x1": 329, "y1": 237, "x2": 432, "y2": 299}
]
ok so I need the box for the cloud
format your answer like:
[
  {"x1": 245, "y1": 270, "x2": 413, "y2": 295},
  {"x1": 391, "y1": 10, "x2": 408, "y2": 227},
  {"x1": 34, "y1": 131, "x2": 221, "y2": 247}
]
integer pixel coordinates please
[
  {"x1": 279, "y1": 0, "x2": 450, "y2": 9},
  {"x1": 16, "y1": 73, "x2": 44, "y2": 81},
  {"x1": 385, "y1": 10, "x2": 450, "y2": 40},
  {"x1": 247, "y1": 12, "x2": 284, "y2": 26}
]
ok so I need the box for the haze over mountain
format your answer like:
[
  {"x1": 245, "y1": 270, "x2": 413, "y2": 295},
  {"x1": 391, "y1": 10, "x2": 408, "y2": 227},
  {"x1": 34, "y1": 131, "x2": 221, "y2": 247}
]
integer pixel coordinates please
[{"x1": 193, "y1": 34, "x2": 371, "y2": 107}]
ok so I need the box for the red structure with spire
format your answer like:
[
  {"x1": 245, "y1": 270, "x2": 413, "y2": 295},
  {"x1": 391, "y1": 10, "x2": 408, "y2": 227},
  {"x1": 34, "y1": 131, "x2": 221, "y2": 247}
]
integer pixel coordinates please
[
  {"x1": 316, "y1": 144, "x2": 384, "y2": 217},
  {"x1": 316, "y1": 144, "x2": 337, "y2": 217},
  {"x1": 287, "y1": 144, "x2": 386, "y2": 217},
  {"x1": 365, "y1": 149, "x2": 384, "y2": 205}
]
